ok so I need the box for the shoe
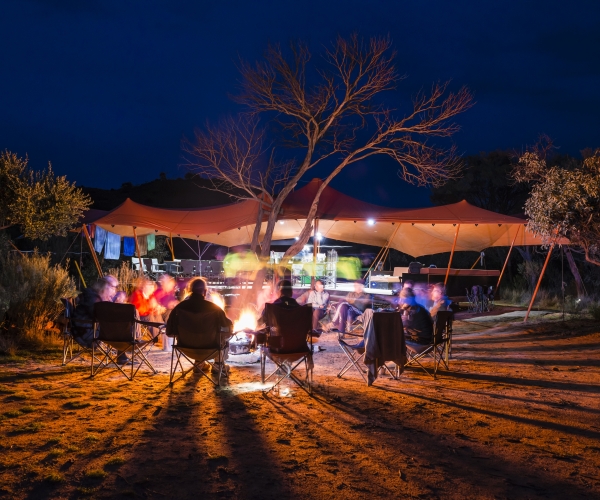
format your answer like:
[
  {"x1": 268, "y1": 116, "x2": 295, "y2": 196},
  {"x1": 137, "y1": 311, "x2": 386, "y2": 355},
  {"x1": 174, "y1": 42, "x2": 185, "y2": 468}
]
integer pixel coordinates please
[
  {"x1": 116, "y1": 354, "x2": 131, "y2": 365},
  {"x1": 193, "y1": 361, "x2": 210, "y2": 373},
  {"x1": 212, "y1": 363, "x2": 230, "y2": 377}
]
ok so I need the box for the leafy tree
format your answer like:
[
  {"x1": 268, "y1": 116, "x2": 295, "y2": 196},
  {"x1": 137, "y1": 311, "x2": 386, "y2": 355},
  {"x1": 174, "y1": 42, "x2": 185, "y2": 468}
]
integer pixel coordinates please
[
  {"x1": 0, "y1": 151, "x2": 91, "y2": 240},
  {"x1": 430, "y1": 150, "x2": 529, "y2": 215},
  {"x1": 515, "y1": 141, "x2": 600, "y2": 266}
]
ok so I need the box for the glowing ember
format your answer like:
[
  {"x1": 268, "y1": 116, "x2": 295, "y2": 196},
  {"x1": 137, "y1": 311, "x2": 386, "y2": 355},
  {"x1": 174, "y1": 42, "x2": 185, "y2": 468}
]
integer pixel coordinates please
[
  {"x1": 209, "y1": 292, "x2": 226, "y2": 311},
  {"x1": 233, "y1": 307, "x2": 258, "y2": 332}
]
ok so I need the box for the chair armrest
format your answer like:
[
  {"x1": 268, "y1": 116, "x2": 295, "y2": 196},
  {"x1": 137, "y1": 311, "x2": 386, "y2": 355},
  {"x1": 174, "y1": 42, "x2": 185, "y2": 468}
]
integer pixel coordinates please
[{"x1": 135, "y1": 319, "x2": 166, "y2": 329}]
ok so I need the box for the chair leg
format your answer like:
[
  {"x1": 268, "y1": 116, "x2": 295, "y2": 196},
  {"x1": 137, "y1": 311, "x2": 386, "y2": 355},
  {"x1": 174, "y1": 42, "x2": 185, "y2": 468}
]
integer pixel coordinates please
[{"x1": 169, "y1": 344, "x2": 176, "y2": 384}]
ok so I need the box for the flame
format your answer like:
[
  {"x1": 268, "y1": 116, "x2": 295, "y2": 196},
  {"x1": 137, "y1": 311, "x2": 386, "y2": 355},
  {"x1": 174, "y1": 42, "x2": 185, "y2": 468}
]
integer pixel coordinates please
[
  {"x1": 209, "y1": 292, "x2": 226, "y2": 311},
  {"x1": 233, "y1": 307, "x2": 258, "y2": 332}
]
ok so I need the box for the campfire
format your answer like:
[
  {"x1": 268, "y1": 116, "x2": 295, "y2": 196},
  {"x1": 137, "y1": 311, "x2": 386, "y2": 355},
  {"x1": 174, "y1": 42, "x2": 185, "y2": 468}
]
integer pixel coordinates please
[
  {"x1": 230, "y1": 307, "x2": 259, "y2": 355},
  {"x1": 233, "y1": 307, "x2": 258, "y2": 333},
  {"x1": 209, "y1": 292, "x2": 226, "y2": 311}
]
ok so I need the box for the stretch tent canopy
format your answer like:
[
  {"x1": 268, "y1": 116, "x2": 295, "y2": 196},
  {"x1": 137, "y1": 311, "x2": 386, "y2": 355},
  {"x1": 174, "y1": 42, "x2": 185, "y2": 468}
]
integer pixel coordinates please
[
  {"x1": 86, "y1": 179, "x2": 564, "y2": 256},
  {"x1": 89, "y1": 198, "x2": 261, "y2": 248}
]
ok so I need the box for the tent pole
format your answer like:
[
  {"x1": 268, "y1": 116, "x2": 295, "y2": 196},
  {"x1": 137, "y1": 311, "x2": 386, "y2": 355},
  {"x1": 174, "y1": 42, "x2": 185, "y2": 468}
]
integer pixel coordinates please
[
  {"x1": 444, "y1": 224, "x2": 460, "y2": 286},
  {"x1": 496, "y1": 224, "x2": 521, "y2": 292},
  {"x1": 73, "y1": 260, "x2": 86, "y2": 288},
  {"x1": 169, "y1": 233, "x2": 175, "y2": 260},
  {"x1": 311, "y1": 219, "x2": 319, "y2": 286},
  {"x1": 524, "y1": 243, "x2": 554, "y2": 322},
  {"x1": 470, "y1": 255, "x2": 480, "y2": 269},
  {"x1": 132, "y1": 227, "x2": 144, "y2": 276},
  {"x1": 363, "y1": 224, "x2": 400, "y2": 280},
  {"x1": 82, "y1": 224, "x2": 103, "y2": 278},
  {"x1": 8, "y1": 239, "x2": 24, "y2": 257}
]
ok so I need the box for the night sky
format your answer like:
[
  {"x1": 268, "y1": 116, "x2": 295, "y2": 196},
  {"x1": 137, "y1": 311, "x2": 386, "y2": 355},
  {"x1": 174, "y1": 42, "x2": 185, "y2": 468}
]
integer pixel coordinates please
[{"x1": 2, "y1": 0, "x2": 599, "y2": 208}]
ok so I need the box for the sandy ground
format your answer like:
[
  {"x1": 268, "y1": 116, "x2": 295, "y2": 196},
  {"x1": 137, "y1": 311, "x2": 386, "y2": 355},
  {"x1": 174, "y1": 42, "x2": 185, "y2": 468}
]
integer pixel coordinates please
[{"x1": 1, "y1": 312, "x2": 600, "y2": 499}]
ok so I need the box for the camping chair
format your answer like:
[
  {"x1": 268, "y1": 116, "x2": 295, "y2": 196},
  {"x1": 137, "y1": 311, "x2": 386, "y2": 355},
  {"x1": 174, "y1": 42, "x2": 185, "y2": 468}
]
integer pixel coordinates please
[
  {"x1": 404, "y1": 311, "x2": 452, "y2": 379},
  {"x1": 261, "y1": 303, "x2": 314, "y2": 395},
  {"x1": 59, "y1": 298, "x2": 97, "y2": 366},
  {"x1": 338, "y1": 311, "x2": 404, "y2": 384},
  {"x1": 169, "y1": 309, "x2": 232, "y2": 387},
  {"x1": 91, "y1": 302, "x2": 164, "y2": 381},
  {"x1": 465, "y1": 287, "x2": 477, "y2": 313},
  {"x1": 337, "y1": 327, "x2": 368, "y2": 383}
]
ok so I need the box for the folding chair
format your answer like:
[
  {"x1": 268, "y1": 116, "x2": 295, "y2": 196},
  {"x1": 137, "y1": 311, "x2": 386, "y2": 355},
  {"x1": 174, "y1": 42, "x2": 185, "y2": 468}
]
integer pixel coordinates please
[
  {"x1": 59, "y1": 298, "x2": 96, "y2": 366},
  {"x1": 169, "y1": 309, "x2": 232, "y2": 387},
  {"x1": 337, "y1": 330, "x2": 368, "y2": 383},
  {"x1": 404, "y1": 310, "x2": 452, "y2": 379},
  {"x1": 91, "y1": 302, "x2": 163, "y2": 381},
  {"x1": 338, "y1": 311, "x2": 404, "y2": 384},
  {"x1": 261, "y1": 304, "x2": 314, "y2": 395}
]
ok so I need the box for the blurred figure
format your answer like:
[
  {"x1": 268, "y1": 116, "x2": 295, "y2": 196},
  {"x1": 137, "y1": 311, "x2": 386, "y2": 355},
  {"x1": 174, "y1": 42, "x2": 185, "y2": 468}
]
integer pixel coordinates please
[
  {"x1": 104, "y1": 275, "x2": 120, "y2": 301},
  {"x1": 113, "y1": 291, "x2": 127, "y2": 304},
  {"x1": 129, "y1": 278, "x2": 163, "y2": 325},
  {"x1": 402, "y1": 280, "x2": 414, "y2": 291},
  {"x1": 413, "y1": 283, "x2": 431, "y2": 310},
  {"x1": 72, "y1": 277, "x2": 118, "y2": 348},
  {"x1": 298, "y1": 279, "x2": 330, "y2": 331},
  {"x1": 153, "y1": 274, "x2": 179, "y2": 321},
  {"x1": 331, "y1": 279, "x2": 370, "y2": 334},
  {"x1": 429, "y1": 283, "x2": 452, "y2": 320},
  {"x1": 256, "y1": 283, "x2": 277, "y2": 313},
  {"x1": 272, "y1": 279, "x2": 298, "y2": 308},
  {"x1": 399, "y1": 288, "x2": 433, "y2": 346}
]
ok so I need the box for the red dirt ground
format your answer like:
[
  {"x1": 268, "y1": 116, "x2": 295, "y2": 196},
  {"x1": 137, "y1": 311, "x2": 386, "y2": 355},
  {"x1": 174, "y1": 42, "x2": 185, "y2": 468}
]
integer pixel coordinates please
[{"x1": 1, "y1": 315, "x2": 599, "y2": 499}]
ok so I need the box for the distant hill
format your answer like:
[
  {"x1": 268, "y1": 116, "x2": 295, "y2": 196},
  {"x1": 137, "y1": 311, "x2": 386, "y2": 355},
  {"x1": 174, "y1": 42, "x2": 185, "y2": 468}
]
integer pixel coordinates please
[{"x1": 81, "y1": 174, "x2": 240, "y2": 210}]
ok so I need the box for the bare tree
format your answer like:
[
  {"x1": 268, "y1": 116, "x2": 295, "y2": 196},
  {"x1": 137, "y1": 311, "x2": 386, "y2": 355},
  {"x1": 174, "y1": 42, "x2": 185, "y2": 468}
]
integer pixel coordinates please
[
  {"x1": 183, "y1": 116, "x2": 293, "y2": 252},
  {"x1": 186, "y1": 35, "x2": 474, "y2": 287},
  {"x1": 239, "y1": 35, "x2": 473, "y2": 262}
]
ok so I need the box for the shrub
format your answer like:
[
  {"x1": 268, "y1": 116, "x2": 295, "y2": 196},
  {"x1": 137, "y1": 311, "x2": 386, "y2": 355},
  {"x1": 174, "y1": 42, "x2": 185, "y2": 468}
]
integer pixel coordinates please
[
  {"x1": 106, "y1": 261, "x2": 142, "y2": 296},
  {"x1": 0, "y1": 235, "x2": 77, "y2": 353},
  {"x1": 588, "y1": 302, "x2": 600, "y2": 321}
]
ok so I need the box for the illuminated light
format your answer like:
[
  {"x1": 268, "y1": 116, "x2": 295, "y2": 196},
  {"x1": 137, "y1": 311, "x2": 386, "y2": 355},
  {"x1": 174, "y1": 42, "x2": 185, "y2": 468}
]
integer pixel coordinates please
[
  {"x1": 295, "y1": 237, "x2": 299, "y2": 241},
  {"x1": 367, "y1": 219, "x2": 375, "y2": 226},
  {"x1": 279, "y1": 221, "x2": 284, "y2": 225}
]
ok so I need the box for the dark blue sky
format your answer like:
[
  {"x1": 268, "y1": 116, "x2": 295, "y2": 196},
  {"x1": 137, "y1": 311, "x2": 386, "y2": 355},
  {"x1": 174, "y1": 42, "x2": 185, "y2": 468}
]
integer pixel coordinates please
[{"x1": 2, "y1": 0, "x2": 599, "y2": 207}]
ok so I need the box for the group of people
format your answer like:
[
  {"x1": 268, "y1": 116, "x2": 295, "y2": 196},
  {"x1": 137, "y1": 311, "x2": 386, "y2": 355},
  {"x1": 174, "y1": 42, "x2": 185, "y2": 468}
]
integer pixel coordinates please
[
  {"x1": 70, "y1": 269, "x2": 453, "y2": 371},
  {"x1": 291, "y1": 278, "x2": 453, "y2": 349},
  {"x1": 72, "y1": 274, "x2": 180, "y2": 364}
]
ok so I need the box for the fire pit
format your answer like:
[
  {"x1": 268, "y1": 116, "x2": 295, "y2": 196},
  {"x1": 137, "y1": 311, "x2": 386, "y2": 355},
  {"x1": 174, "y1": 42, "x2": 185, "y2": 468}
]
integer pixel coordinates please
[{"x1": 229, "y1": 330, "x2": 257, "y2": 355}]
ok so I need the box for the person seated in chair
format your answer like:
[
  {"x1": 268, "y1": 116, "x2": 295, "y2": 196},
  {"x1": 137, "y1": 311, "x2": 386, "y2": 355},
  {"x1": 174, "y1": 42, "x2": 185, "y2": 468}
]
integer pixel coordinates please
[
  {"x1": 72, "y1": 277, "x2": 118, "y2": 348},
  {"x1": 257, "y1": 279, "x2": 298, "y2": 328},
  {"x1": 167, "y1": 278, "x2": 233, "y2": 375},
  {"x1": 272, "y1": 279, "x2": 299, "y2": 308},
  {"x1": 429, "y1": 283, "x2": 452, "y2": 321},
  {"x1": 399, "y1": 288, "x2": 433, "y2": 346},
  {"x1": 331, "y1": 279, "x2": 370, "y2": 334},
  {"x1": 297, "y1": 279, "x2": 330, "y2": 331}
]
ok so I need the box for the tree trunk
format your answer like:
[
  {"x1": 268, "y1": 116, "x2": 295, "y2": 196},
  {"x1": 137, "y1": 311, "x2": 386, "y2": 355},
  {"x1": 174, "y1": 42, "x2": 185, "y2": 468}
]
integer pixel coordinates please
[
  {"x1": 564, "y1": 247, "x2": 586, "y2": 298},
  {"x1": 250, "y1": 204, "x2": 263, "y2": 253}
]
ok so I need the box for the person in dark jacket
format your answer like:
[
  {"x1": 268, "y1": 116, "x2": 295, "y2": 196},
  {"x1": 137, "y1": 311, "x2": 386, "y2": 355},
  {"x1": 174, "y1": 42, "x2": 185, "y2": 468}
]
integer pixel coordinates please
[
  {"x1": 71, "y1": 278, "x2": 117, "y2": 348},
  {"x1": 167, "y1": 278, "x2": 233, "y2": 375},
  {"x1": 399, "y1": 288, "x2": 433, "y2": 345}
]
